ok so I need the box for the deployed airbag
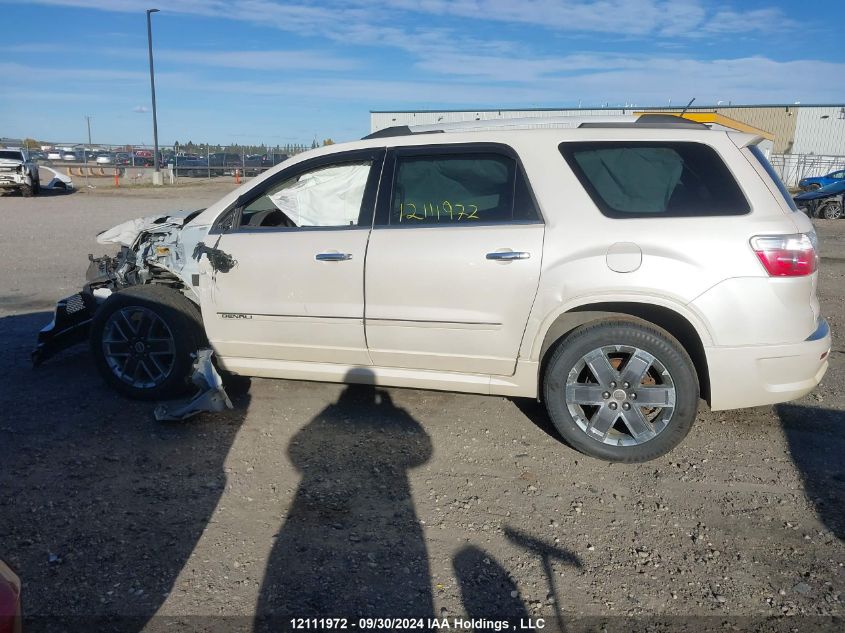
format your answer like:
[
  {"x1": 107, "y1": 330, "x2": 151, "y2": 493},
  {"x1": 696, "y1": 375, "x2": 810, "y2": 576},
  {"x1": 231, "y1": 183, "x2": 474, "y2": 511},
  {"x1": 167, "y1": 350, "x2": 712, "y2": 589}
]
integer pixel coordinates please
[{"x1": 269, "y1": 162, "x2": 370, "y2": 227}]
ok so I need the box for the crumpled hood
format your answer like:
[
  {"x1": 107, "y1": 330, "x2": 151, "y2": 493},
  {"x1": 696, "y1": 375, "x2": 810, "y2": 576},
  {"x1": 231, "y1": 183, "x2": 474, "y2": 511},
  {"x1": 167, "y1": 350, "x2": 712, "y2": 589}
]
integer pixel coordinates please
[
  {"x1": 97, "y1": 215, "x2": 186, "y2": 247},
  {"x1": 794, "y1": 180, "x2": 845, "y2": 201},
  {"x1": 96, "y1": 209, "x2": 202, "y2": 247},
  {"x1": 95, "y1": 209, "x2": 211, "y2": 299}
]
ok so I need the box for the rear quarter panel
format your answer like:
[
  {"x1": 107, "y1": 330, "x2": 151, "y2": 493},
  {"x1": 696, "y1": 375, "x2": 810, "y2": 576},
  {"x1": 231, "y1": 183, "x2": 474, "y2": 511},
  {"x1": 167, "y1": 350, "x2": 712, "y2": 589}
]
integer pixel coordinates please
[{"x1": 513, "y1": 130, "x2": 810, "y2": 360}]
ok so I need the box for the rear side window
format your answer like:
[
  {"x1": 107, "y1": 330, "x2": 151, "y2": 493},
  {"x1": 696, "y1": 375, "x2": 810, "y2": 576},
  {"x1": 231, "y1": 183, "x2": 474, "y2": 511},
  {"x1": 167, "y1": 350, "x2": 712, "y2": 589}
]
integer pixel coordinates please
[
  {"x1": 389, "y1": 153, "x2": 539, "y2": 225},
  {"x1": 747, "y1": 144, "x2": 798, "y2": 211},
  {"x1": 559, "y1": 141, "x2": 750, "y2": 218}
]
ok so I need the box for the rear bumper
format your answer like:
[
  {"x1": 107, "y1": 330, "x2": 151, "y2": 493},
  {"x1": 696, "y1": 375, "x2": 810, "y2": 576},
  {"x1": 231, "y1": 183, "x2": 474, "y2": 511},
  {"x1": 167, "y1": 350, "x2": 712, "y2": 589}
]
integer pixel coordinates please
[{"x1": 707, "y1": 319, "x2": 831, "y2": 411}]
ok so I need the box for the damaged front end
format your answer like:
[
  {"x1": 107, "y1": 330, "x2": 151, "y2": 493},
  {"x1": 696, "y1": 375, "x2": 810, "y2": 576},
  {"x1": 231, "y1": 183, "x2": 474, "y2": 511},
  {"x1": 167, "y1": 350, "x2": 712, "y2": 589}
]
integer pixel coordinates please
[
  {"x1": 33, "y1": 208, "x2": 237, "y2": 420},
  {"x1": 32, "y1": 209, "x2": 206, "y2": 366}
]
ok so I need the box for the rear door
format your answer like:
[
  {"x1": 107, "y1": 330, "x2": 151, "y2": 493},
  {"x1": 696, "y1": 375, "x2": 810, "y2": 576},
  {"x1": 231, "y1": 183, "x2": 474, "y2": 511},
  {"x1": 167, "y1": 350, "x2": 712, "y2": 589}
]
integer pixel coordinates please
[{"x1": 364, "y1": 144, "x2": 544, "y2": 375}]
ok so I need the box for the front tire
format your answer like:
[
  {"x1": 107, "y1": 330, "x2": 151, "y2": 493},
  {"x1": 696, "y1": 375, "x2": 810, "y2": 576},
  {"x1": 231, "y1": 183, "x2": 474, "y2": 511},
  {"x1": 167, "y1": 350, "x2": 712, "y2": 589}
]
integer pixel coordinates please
[
  {"x1": 542, "y1": 320, "x2": 699, "y2": 462},
  {"x1": 90, "y1": 285, "x2": 205, "y2": 400},
  {"x1": 821, "y1": 199, "x2": 843, "y2": 220}
]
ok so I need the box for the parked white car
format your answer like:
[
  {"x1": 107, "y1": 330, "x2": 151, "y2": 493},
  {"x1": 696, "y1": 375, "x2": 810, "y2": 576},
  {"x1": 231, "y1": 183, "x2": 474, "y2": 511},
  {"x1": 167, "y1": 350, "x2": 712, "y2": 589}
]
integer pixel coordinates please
[{"x1": 34, "y1": 115, "x2": 831, "y2": 461}]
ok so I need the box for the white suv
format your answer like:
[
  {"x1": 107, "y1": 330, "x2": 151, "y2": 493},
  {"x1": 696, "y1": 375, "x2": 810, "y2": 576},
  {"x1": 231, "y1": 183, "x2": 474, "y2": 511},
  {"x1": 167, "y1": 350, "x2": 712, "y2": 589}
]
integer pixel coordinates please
[{"x1": 35, "y1": 115, "x2": 831, "y2": 462}]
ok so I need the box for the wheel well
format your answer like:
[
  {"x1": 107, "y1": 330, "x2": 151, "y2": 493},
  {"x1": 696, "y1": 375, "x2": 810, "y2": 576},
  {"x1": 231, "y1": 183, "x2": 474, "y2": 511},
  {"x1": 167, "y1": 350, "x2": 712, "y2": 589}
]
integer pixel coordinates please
[{"x1": 539, "y1": 302, "x2": 710, "y2": 404}]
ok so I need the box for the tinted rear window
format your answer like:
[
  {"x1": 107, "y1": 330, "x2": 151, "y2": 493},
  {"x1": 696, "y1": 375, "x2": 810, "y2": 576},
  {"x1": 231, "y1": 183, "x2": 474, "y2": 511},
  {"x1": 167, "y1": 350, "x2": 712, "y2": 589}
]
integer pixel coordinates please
[
  {"x1": 748, "y1": 144, "x2": 798, "y2": 211},
  {"x1": 559, "y1": 141, "x2": 750, "y2": 218},
  {"x1": 0, "y1": 151, "x2": 23, "y2": 160},
  {"x1": 389, "y1": 153, "x2": 539, "y2": 225}
]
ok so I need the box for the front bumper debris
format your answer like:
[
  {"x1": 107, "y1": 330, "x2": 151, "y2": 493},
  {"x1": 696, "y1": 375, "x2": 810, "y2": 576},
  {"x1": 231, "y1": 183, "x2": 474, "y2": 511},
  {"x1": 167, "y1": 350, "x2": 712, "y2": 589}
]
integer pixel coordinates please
[
  {"x1": 153, "y1": 349, "x2": 233, "y2": 421},
  {"x1": 32, "y1": 290, "x2": 98, "y2": 366}
]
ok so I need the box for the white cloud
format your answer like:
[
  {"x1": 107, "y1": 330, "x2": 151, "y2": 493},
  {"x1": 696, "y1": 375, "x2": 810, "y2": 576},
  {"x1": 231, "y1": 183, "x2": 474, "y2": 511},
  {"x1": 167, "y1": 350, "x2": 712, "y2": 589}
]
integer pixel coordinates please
[
  {"x1": 154, "y1": 49, "x2": 360, "y2": 72},
  {"x1": 5, "y1": 54, "x2": 842, "y2": 107},
  {"x1": 14, "y1": 0, "x2": 792, "y2": 42},
  {"x1": 132, "y1": 105, "x2": 149, "y2": 113}
]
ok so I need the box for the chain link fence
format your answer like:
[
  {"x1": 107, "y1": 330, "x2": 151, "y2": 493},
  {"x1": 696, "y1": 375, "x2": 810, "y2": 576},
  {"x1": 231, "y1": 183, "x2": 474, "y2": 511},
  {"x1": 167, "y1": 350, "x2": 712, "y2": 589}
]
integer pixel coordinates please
[
  {"x1": 7, "y1": 140, "x2": 318, "y2": 184},
  {"x1": 769, "y1": 154, "x2": 845, "y2": 189}
]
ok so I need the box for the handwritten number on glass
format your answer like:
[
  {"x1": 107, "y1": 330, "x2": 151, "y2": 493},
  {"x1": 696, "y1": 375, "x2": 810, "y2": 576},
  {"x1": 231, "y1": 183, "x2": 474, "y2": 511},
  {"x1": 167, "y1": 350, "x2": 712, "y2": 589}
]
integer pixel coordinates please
[{"x1": 399, "y1": 201, "x2": 480, "y2": 222}]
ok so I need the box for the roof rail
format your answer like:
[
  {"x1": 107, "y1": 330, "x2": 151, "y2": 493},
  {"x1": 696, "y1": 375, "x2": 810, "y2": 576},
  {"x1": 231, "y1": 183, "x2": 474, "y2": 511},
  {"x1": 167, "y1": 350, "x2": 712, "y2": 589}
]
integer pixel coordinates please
[
  {"x1": 364, "y1": 113, "x2": 710, "y2": 138},
  {"x1": 578, "y1": 113, "x2": 709, "y2": 129},
  {"x1": 361, "y1": 126, "x2": 444, "y2": 139}
]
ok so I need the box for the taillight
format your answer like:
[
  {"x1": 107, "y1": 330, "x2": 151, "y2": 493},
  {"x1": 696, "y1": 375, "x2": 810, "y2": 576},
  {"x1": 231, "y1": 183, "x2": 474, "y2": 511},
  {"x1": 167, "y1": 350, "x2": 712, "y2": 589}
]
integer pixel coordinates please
[{"x1": 750, "y1": 233, "x2": 818, "y2": 277}]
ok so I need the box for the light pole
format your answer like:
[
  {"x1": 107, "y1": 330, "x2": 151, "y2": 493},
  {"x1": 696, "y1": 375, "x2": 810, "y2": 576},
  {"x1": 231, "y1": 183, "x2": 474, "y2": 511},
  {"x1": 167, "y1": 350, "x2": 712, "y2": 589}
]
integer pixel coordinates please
[
  {"x1": 146, "y1": 8, "x2": 162, "y2": 185},
  {"x1": 84, "y1": 115, "x2": 92, "y2": 188}
]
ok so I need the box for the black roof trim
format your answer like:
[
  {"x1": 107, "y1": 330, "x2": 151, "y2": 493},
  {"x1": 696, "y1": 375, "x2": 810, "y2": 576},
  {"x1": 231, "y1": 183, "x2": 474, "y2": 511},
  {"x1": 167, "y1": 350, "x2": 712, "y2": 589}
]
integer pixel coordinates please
[
  {"x1": 579, "y1": 114, "x2": 709, "y2": 130},
  {"x1": 361, "y1": 126, "x2": 445, "y2": 140}
]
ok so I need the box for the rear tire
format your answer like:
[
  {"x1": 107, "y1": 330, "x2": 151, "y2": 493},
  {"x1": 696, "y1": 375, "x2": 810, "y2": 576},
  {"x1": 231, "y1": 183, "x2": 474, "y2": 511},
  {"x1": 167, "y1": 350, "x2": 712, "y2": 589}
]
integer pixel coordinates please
[
  {"x1": 90, "y1": 285, "x2": 206, "y2": 400},
  {"x1": 19, "y1": 184, "x2": 33, "y2": 197},
  {"x1": 542, "y1": 320, "x2": 699, "y2": 462}
]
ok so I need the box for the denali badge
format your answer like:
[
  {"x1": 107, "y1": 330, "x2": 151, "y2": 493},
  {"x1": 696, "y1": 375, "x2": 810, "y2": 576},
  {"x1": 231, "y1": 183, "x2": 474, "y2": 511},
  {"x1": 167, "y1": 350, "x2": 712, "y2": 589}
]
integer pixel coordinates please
[{"x1": 220, "y1": 313, "x2": 253, "y2": 319}]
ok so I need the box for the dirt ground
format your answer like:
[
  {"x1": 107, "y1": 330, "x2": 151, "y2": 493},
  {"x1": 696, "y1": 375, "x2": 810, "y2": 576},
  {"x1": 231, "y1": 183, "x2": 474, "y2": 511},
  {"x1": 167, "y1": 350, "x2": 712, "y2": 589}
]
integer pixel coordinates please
[{"x1": 0, "y1": 186, "x2": 842, "y2": 632}]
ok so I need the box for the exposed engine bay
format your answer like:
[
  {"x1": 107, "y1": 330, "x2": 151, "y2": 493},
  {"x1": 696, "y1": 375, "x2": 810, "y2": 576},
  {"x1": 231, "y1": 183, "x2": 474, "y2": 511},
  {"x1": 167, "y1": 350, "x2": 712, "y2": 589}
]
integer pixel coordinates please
[
  {"x1": 88, "y1": 208, "x2": 207, "y2": 298},
  {"x1": 32, "y1": 208, "x2": 234, "y2": 420},
  {"x1": 32, "y1": 208, "x2": 210, "y2": 366}
]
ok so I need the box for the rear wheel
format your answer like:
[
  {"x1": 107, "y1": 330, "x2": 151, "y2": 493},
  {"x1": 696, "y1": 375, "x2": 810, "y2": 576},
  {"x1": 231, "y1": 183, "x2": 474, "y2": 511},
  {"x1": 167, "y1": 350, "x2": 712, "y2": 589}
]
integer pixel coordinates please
[
  {"x1": 19, "y1": 184, "x2": 33, "y2": 197},
  {"x1": 543, "y1": 320, "x2": 699, "y2": 462},
  {"x1": 90, "y1": 285, "x2": 205, "y2": 400}
]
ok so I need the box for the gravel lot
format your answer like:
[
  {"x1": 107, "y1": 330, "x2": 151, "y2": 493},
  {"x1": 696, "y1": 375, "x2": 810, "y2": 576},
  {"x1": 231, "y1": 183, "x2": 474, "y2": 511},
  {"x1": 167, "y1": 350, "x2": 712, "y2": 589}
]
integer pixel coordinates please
[{"x1": 0, "y1": 186, "x2": 842, "y2": 631}]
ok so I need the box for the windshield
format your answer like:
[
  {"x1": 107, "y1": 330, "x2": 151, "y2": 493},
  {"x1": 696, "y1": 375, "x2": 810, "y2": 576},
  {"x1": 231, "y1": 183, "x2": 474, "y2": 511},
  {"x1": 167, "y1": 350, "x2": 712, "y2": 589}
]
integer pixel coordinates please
[
  {"x1": 748, "y1": 145, "x2": 798, "y2": 211},
  {"x1": 0, "y1": 150, "x2": 23, "y2": 161}
]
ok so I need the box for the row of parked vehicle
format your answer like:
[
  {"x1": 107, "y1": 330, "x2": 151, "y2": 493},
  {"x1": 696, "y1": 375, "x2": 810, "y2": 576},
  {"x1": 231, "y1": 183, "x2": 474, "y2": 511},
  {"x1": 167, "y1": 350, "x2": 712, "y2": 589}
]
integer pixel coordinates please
[
  {"x1": 171, "y1": 152, "x2": 289, "y2": 177},
  {"x1": 795, "y1": 168, "x2": 845, "y2": 219},
  {"x1": 30, "y1": 149, "x2": 290, "y2": 176},
  {"x1": 32, "y1": 148, "x2": 160, "y2": 166}
]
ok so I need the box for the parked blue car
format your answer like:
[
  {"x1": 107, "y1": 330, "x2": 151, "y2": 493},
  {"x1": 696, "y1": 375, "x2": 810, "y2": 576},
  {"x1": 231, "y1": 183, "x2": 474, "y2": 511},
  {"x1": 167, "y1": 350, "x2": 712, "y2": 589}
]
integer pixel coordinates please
[
  {"x1": 798, "y1": 169, "x2": 845, "y2": 190},
  {"x1": 793, "y1": 180, "x2": 845, "y2": 219}
]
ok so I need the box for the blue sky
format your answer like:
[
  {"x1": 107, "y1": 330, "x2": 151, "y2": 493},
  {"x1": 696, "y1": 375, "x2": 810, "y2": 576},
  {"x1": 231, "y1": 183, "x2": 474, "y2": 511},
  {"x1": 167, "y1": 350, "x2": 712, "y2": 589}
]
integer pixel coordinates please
[{"x1": 1, "y1": 0, "x2": 843, "y2": 147}]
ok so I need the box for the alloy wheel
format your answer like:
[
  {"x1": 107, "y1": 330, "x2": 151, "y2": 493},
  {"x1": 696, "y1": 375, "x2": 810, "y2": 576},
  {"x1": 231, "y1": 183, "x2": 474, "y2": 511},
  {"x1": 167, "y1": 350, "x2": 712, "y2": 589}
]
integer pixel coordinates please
[
  {"x1": 101, "y1": 306, "x2": 176, "y2": 389},
  {"x1": 564, "y1": 345, "x2": 676, "y2": 446}
]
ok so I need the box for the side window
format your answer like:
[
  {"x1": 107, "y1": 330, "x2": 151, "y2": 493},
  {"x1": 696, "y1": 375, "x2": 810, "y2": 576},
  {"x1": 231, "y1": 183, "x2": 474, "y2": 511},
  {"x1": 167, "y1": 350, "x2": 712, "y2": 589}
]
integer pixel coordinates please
[
  {"x1": 389, "y1": 153, "x2": 539, "y2": 225},
  {"x1": 559, "y1": 141, "x2": 750, "y2": 218},
  {"x1": 832, "y1": 171, "x2": 845, "y2": 180},
  {"x1": 239, "y1": 161, "x2": 373, "y2": 228}
]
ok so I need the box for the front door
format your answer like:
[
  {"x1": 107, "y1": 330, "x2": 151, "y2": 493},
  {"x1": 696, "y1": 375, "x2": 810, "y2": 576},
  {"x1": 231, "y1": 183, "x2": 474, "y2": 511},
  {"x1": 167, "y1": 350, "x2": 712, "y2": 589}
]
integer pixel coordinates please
[
  {"x1": 365, "y1": 145, "x2": 544, "y2": 375},
  {"x1": 199, "y1": 149, "x2": 384, "y2": 366}
]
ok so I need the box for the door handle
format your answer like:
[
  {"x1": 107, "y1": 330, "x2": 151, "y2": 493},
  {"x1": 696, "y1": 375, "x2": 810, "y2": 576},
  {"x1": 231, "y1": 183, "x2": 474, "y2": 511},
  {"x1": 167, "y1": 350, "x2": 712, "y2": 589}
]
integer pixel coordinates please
[
  {"x1": 315, "y1": 252, "x2": 353, "y2": 261},
  {"x1": 486, "y1": 250, "x2": 530, "y2": 261}
]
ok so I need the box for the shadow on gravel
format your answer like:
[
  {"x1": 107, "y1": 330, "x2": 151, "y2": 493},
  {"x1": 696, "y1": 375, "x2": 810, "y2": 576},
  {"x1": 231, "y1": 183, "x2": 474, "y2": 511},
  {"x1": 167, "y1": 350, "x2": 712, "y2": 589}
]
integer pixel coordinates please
[
  {"x1": 454, "y1": 531, "x2": 581, "y2": 627},
  {"x1": 776, "y1": 404, "x2": 845, "y2": 540},
  {"x1": 0, "y1": 187, "x2": 75, "y2": 198},
  {"x1": 454, "y1": 545, "x2": 530, "y2": 621},
  {"x1": 510, "y1": 397, "x2": 566, "y2": 443},
  {"x1": 255, "y1": 381, "x2": 434, "y2": 625},
  {"x1": 0, "y1": 310, "x2": 248, "y2": 628}
]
